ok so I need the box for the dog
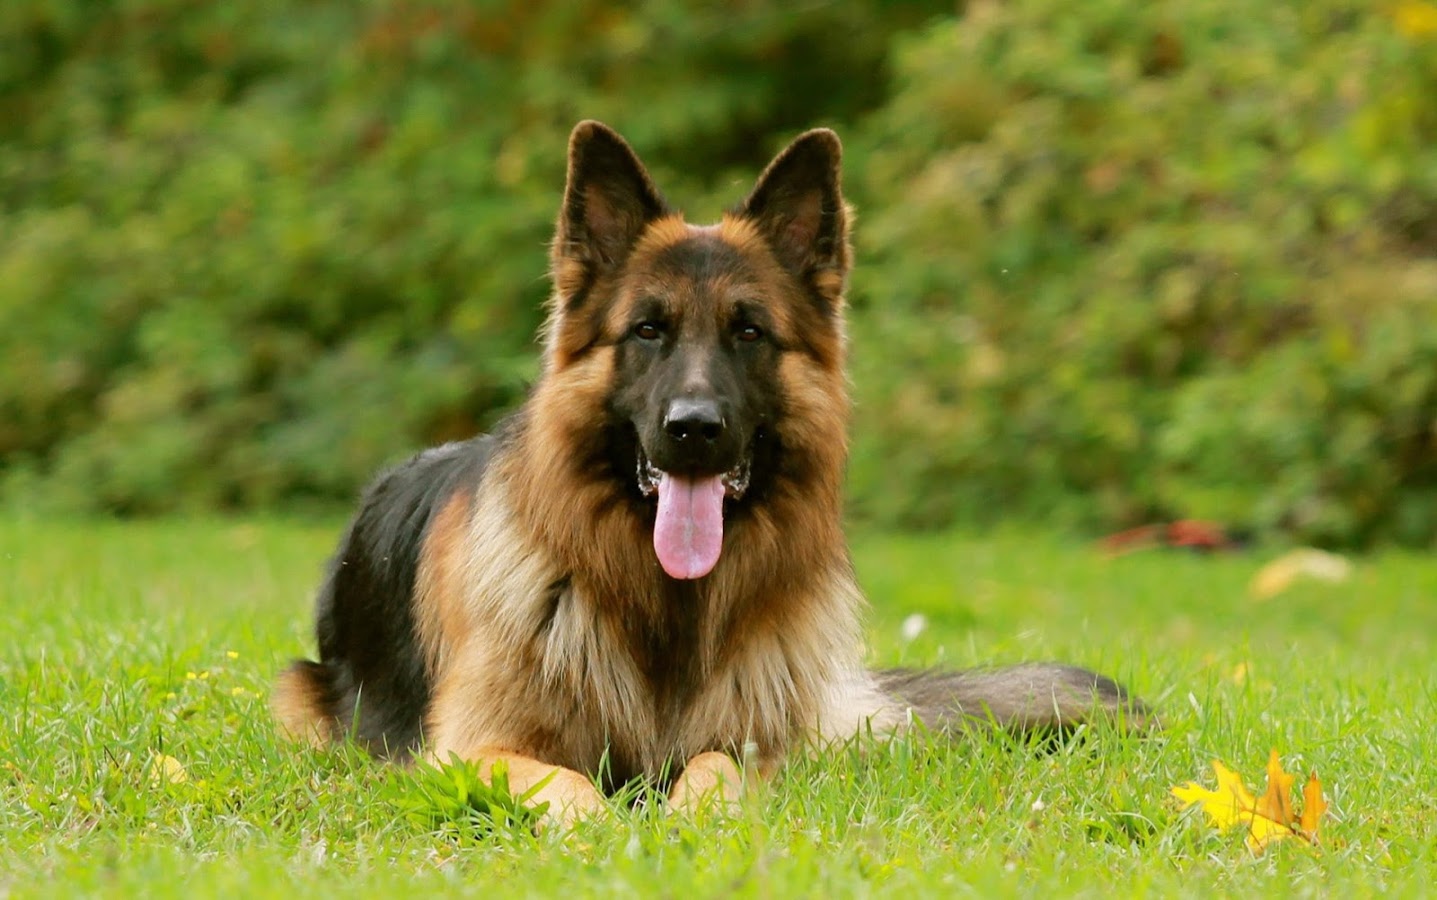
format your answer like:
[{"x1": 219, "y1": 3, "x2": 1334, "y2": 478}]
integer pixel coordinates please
[{"x1": 272, "y1": 121, "x2": 1146, "y2": 824}]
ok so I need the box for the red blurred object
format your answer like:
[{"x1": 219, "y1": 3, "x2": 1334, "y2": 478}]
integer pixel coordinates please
[{"x1": 1100, "y1": 520, "x2": 1237, "y2": 557}]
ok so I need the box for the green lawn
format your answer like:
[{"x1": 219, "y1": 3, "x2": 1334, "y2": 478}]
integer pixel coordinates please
[{"x1": 2, "y1": 518, "x2": 1433, "y2": 897}]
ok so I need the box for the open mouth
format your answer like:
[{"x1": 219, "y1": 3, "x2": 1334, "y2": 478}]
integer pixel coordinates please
[
  {"x1": 635, "y1": 448, "x2": 751, "y2": 581},
  {"x1": 636, "y1": 452, "x2": 751, "y2": 501}
]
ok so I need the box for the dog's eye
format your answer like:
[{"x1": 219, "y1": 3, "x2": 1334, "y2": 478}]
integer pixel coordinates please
[
  {"x1": 736, "y1": 324, "x2": 764, "y2": 343},
  {"x1": 633, "y1": 322, "x2": 663, "y2": 341}
]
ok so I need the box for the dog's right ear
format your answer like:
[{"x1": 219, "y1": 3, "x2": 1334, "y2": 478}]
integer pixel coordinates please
[
  {"x1": 546, "y1": 122, "x2": 667, "y2": 369},
  {"x1": 552, "y1": 121, "x2": 668, "y2": 277}
]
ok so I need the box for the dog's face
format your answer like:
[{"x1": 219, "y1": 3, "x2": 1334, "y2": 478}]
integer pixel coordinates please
[{"x1": 544, "y1": 122, "x2": 851, "y2": 580}]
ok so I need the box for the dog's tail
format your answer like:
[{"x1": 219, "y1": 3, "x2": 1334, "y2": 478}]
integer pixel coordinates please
[
  {"x1": 271, "y1": 659, "x2": 343, "y2": 747},
  {"x1": 876, "y1": 663, "x2": 1151, "y2": 734}
]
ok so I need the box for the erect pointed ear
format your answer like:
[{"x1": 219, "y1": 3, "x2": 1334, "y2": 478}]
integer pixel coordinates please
[
  {"x1": 553, "y1": 121, "x2": 668, "y2": 272},
  {"x1": 739, "y1": 128, "x2": 850, "y2": 285}
]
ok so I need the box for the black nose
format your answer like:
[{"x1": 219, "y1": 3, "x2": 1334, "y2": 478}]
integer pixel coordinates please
[{"x1": 664, "y1": 399, "x2": 724, "y2": 443}]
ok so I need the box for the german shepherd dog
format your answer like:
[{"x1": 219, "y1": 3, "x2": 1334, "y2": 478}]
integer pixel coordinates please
[{"x1": 273, "y1": 122, "x2": 1145, "y2": 824}]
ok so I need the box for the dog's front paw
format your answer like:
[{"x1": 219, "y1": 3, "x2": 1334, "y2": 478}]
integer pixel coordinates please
[
  {"x1": 668, "y1": 751, "x2": 745, "y2": 818},
  {"x1": 527, "y1": 766, "x2": 608, "y2": 831}
]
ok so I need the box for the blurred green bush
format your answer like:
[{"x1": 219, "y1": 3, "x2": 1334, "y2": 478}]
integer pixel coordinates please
[
  {"x1": 2, "y1": 0, "x2": 1435, "y2": 546},
  {"x1": 0, "y1": 0, "x2": 944, "y2": 513},
  {"x1": 846, "y1": 0, "x2": 1437, "y2": 547}
]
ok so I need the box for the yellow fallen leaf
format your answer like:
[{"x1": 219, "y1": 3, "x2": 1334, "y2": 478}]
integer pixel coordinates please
[
  {"x1": 1171, "y1": 751, "x2": 1327, "y2": 854},
  {"x1": 149, "y1": 753, "x2": 188, "y2": 785},
  {"x1": 1299, "y1": 771, "x2": 1328, "y2": 842},
  {"x1": 1255, "y1": 748, "x2": 1295, "y2": 828},
  {"x1": 1172, "y1": 759, "x2": 1261, "y2": 830},
  {"x1": 1250, "y1": 549, "x2": 1351, "y2": 600}
]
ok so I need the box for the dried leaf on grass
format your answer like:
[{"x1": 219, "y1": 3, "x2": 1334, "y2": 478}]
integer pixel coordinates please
[
  {"x1": 148, "y1": 753, "x2": 188, "y2": 785},
  {"x1": 1249, "y1": 549, "x2": 1351, "y2": 600},
  {"x1": 1172, "y1": 749, "x2": 1327, "y2": 853}
]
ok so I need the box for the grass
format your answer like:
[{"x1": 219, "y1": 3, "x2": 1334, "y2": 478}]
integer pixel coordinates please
[{"x1": 2, "y1": 517, "x2": 1434, "y2": 897}]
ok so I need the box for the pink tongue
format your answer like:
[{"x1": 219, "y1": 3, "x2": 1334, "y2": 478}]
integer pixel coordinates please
[{"x1": 653, "y1": 473, "x2": 725, "y2": 580}]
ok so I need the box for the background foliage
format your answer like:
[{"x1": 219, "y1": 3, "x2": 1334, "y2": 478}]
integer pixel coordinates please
[{"x1": 2, "y1": 0, "x2": 1435, "y2": 546}]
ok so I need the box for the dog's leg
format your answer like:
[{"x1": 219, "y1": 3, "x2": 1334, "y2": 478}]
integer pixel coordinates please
[
  {"x1": 428, "y1": 744, "x2": 606, "y2": 828},
  {"x1": 424, "y1": 646, "x2": 608, "y2": 828},
  {"x1": 668, "y1": 751, "x2": 748, "y2": 816}
]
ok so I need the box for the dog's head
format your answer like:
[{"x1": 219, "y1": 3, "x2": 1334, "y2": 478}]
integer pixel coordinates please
[{"x1": 542, "y1": 121, "x2": 851, "y2": 580}]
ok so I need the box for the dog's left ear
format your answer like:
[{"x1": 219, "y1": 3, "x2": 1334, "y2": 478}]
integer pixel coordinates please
[{"x1": 739, "y1": 129, "x2": 851, "y2": 295}]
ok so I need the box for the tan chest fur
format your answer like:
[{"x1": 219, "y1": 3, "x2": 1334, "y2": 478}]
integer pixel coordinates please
[{"x1": 415, "y1": 473, "x2": 894, "y2": 781}]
